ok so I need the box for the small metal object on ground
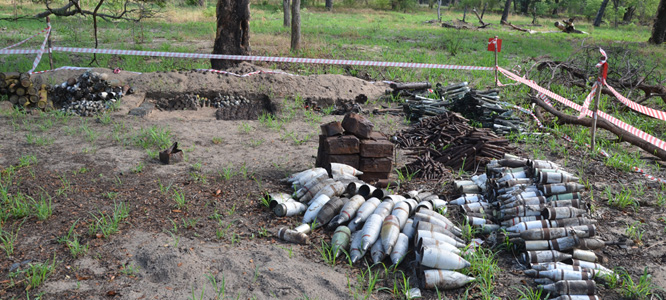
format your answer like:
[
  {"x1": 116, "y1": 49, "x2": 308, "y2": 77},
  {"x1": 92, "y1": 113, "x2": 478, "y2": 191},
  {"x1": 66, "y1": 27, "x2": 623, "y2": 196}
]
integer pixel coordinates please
[{"x1": 159, "y1": 142, "x2": 183, "y2": 164}]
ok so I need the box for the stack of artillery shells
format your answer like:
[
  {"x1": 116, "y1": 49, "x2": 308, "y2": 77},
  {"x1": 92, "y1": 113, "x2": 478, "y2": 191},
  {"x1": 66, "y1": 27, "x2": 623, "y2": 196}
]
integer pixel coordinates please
[
  {"x1": 0, "y1": 72, "x2": 50, "y2": 109},
  {"x1": 271, "y1": 164, "x2": 479, "y2": 291},
  {"x1": 50, "y1": 71, "x2": 125, "y2": 116},
  {"x1": 451, "y1": 155, "x2": 614, "y2": 299},
  {"x1": 156, "y1": 93, "x2": 201, "y2": 111},
  {"x1": 213, "y1": 94, "x2": 259, "y2": 120}
]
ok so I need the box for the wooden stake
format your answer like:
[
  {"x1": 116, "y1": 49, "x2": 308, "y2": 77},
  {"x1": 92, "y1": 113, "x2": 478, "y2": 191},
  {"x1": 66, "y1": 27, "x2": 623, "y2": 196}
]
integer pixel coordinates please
[
  {"x1": 46, "y1": 17, "x2": 54, "y2": 70},
  {"x1": 590, "y1": 69, "x2": 603, "y2": 153},
  {"x1": 494, "y1": 36, "x2": 499, "y2": 87}
]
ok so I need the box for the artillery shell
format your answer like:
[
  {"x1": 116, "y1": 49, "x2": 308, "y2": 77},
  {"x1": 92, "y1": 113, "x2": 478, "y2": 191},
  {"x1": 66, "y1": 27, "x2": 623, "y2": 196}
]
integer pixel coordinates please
[
  {"x1": 415, "y1": 210, "x2": 460, "y2": 233},
  {"x1": 577, "y1": 238, "x2": 605, "y2": 250},
  {"x1": 360, "y1": 214, "x2": 383, "y2": 252},
  {"x1": 415, "y1": 201, "x2": 433, "y2": 213},
  {"x1": 501, "y1": 196, "x2": 548, "y2": 209},
  {"x1": 501, "y1": 216, "x2": 545, "y2": 227},
  {"x1": 315, "y1": 197, "x2": 347, "y2": 228},
  {"x1": 550, "y1": 296, "x2": 600, "y2": 300},
  {"x1": 414, "y1": 230, "x2": 465, "y2": 248},
  {"x1": 310, "y1": 181, "x2": 346, "y2": 205},
  {"x1": 449, "y1": 194, "x2": 483, "y2": 205},
  {"x1": 568, "y1": 259, "x2": 611, "y2": 273},
  {"x1": 500, "y1": 205, "x2": 544, "y2": 219},
  {"x1": 538, "y1": 172, "x2": 580, "y2": 184},
  {"x1": 422, "y1": 270, "x2": 475, "y2": 290},
  {"x1": 524, "y1": 236, "x2": 579, "y2": 251},
  {"x1": 429, "y1": 199, "x2": 447, "y2": 210},
  {"x1": 384, "y1": 194, "x2": 406, "y2": 204},
  {"x1": 413, "y1": 213, "x2": 462, "y2": 236},
  {"x1": 293, "y1": 169, "x2": 328, "y2": 187},
  {"x1": 551, "y1": 217, "x2": 596, "y2": 227},
  {"x1": 337, "y1": 195, "x2": 366, "y2": 225},
  {"x1": 572, "y1": 249, "x2": 598, "y2": 262},
  {"x1": 547, "y1": 192, "x2": 581, "y2": 201},
  {"x1": 370, "y1": 238, "x2": 386, "y2": 264},
  {"x1": 539, "y1": 280, "x2": 597, "y2": 297},
  {"x1": 348, "y1": 197, "x2": 381, "y2": 232},
  {"x1": 277, "y1": 227, "x2": 309, "y2": 245},
  {"x1": 357, "y1": 184, "x2": 376, "y2": 199},
  {"x1": 295, "y1": 177, "x2": 333, "y2": 201},
  {"x1": 404, "y1": 198, "x2": 419, "y2": 215},
  {"x1": 531, "y1": 160, "x2": 559, "y2": 169},
  {"x1": 473, "y1": 224, "x2": 500, "y2": 233},
  {"x1": 391, "y1": 201, "x2": 410, "y2": 230},
  {"x1": 372, "y1": 200, "x2": 395, "y2": 219},
  {"x1": 274, "y1": 201, "x2": 307, "y2": 217},
  {"x1": 525, "y1": 269, "x2": 594, "y2": 281},
  {"x1": 330, "y1": 163, "x2": 363, "y2": 178},
  {"x1": 420, "y1": 247, "x2": 470, "y2": 270},
  {"x1": 294, "y1": 223, "x2": 311, "y2": 234},
  {"x1": 390, "y1": 233, "x2": 408, "y2": 266},
  {"x1": 541, "y1": 183, "x2": 586, "y2": 196},
  {"x1": 523, "y1": 250, "x2": 573, "y2": 263},
  {"x1": 416, "y1": 221, "x2": 464, "y2": 243},
  {"x1": 381, "y1": 215, "x2": 401, "y2": 254},
  {"x1": 331, "y1": 226, "x2": 352, "y2": 258},
  {"x1": 498, "y1": 158, "x2": 529, "y2": 167},
  {"x1": 269, "y1": 192, "x2": 296, "y2": 209},
  {"x1": 302, "y1": 195, "x2": 330, "y2": 224},
  {"x1": 346, "y1": 182, "x2": 363, "y2": 196},
  {"x1": 417, "y1": 237, "x2": 461, "y2": 255},
  {"x1": 349, "y1": 231, "x2": 365, "y2": 264},
  {"x1": 519, "y1": 225, "x2": 596, "y2": 240},
  {"x1": 402, "y1": 219, "x2": 415, "y2": 240},
  {"x1": 542, "y1": 207, "x2": 587, "y2": 220}
]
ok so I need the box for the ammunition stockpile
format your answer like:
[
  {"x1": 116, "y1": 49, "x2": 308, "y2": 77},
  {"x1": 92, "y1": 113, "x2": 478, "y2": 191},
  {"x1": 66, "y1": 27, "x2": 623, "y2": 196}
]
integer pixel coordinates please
[
  {"x1": 451, "y1": 156, "x2": 614, "y2": 299},
  {"x1": 0, "y1": 72, "x2": 49, "y2": 109},
  {"x1": 270, "y1": 164, "x2": 482, "y2": 292}
]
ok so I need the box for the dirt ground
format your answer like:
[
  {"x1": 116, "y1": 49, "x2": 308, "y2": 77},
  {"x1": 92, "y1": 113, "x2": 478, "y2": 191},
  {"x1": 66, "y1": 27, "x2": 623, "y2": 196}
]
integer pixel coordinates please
[{"x1": 0, "y1": 66, "x2": 665, "y2": 299}]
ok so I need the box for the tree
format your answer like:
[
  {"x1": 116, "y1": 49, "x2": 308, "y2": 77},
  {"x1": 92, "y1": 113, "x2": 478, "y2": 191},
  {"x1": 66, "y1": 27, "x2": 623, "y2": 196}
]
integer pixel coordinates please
[
  {"x1": 283, "y1": 0, "x2": 290, "y2": 26},
  {"x1": 211, "y1": 0, "x2": 250, "y2": 70},
  {"x1": 649, "y1": 0, "x2": 666, "y2": 44},
  {"x1": 593, "y1": 0, "x2": 610, "y2": 27},
  {"x1": 291, "y1": 0, "x2": 301, "y2": 51},
  {"x1": 325, "y1": 0, "x2": 332, "y2": 10},
  {"x1": 501, "y1": 0, "x2": 512, "y2": 23}
]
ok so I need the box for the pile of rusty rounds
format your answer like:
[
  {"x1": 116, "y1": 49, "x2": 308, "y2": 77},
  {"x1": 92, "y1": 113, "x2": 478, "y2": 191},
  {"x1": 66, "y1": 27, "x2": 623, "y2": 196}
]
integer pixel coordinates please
[
  {"x1": 270, "y1": 163, "x2": 483, "y2": 292},
  {"x1": 451, "y1": 155, "x2": 613, "y2": 300},
  {"x1": 212, "y1": 93, "x2": 250, "y2": 109},
  {"x1": 0, "y1": 72, "x2": 49, "y2": 109},
  {"x1": 51, "y1": 71, "x2": 125, "y2": 116}
]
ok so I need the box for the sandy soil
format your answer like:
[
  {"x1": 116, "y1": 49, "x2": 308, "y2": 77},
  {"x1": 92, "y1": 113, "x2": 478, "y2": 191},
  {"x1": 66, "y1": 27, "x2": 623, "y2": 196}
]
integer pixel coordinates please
[{"x1": 0, "y1": 66, "x2": 665, "y2": 300}]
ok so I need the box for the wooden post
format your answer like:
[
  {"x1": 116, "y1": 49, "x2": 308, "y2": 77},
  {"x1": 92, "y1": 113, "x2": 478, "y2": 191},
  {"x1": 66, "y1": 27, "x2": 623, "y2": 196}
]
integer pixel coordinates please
[
  {"x1": 590, "y1": 71, "x2": 603, "y2": 153},
  {"x1": 494, "y1": 36, "x2": 499, "y2": 87},
  {"x1": 46, "y1": 17, "x2": 54, "y2": 70}
]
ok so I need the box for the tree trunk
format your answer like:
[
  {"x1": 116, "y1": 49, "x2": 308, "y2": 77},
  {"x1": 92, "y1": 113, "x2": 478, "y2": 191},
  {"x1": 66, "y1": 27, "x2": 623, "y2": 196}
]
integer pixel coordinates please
[
  {"x1": 325, "y1": 0, "x2": 332, "y2": 10},
  {"x1": 480, "y1": 2, "x2": 487, "y2": 19},
  {"x1": 649, "y1": 0, "x2": 666, "y2": 44},
  {"x1": 513, "y1": 0, "x2": 517, "y2": 14},
  {"x1": 623, "y1": 6, "x2": 635, "y2": 23},
  {"x1": 291, "y1": 0, "x2": 301, "y2": 51},
  {"x1": 283, "y1": 0, "x2": 290, "y2": 27},
  {"x1": 501, "y1": 0, "x2": 512, "y2": 23},
  {"x1": 520, "y1": 0, "x2": 530, "y2": 14},
  {"x1": 437, "y1": 0, "x2": 441, "y2": 21},
  {"x1": 462, "y1": 5, "x2": 467, "y2": 22},
  {"x1": 593, "y1": 0, "x2": 610, "y2": 27},
  {"x1": 211, "y1": 0, "x2": 251, "y2": 70}
]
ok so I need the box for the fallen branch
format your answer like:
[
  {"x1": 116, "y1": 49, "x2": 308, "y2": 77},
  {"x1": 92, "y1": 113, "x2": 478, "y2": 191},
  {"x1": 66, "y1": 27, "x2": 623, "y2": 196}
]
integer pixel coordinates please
[
  {"x1": 501, "y1": 20, "x2": 536, "y2": 34},
  {"x1": 471, "y1": 8, "x2": 486, "y2": 26},
  {"x1": 531, "y1": 96, "x2": 666, "y2": 160}
]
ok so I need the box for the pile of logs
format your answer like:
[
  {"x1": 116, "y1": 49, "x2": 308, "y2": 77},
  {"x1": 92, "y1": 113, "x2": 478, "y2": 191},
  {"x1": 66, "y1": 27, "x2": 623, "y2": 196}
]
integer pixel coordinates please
[
  {"x1": 0, "y1": 72, "x2": 48, "y2": 109},
  {"x1": 394, "y1": 112, "x2": 514, "y2": 179},
  {"x1": 316, "y1": 113, "x2": 394, "y2": 183}
]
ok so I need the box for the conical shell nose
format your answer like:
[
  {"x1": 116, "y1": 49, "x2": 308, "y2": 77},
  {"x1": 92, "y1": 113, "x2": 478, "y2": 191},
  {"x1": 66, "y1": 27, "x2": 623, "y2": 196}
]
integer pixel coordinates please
[{"x1": 524, "y1": 269, "x2": 537, "y2": 277}]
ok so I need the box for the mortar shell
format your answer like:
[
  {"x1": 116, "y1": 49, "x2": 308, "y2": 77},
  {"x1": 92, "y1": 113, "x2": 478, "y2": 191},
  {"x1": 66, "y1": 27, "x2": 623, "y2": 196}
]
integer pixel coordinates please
[
  {"x1": 542, "y1": 207, "x2": 587, "y2": 220},
  {"x1": 422, "y1": 270, "x2": 475, "y2": 290},
  {"x1": 572, "y1": 249, "x2": 598, "y2": 262},
  {"x1": 381, "y1": 215, "x2": 401, "y2": 254},
  {"x1": 314, "y1": 197, "x2": 347, "y2": 228},
  {"x1": 539, "y1": 280, "x2": 597, "y2": 297},
  {"x1": 274, "y1": 201, "x2": 307, "y2": 217},
  {"x1": 523, "y1": 250, "x2": 573, "y2": 263},
  {"x1": 277, "y1": 227, "x2": 309, "y2": 245},
  {"x1": 360, "y1": 214, "x2": 383, "y2": 252},
  {"x1": 331, "y1": 226, "x2": 351, "y2": 258}
]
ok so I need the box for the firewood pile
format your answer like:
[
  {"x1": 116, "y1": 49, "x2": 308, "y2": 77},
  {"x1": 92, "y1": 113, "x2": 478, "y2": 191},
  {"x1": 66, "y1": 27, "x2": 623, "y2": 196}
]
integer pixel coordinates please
[
  {"x1": 394, "y1": 112, "x2": 514, "y2": 179},
  {"x1": 0, "y1": 72, "x2": 49, "y2": 109}
]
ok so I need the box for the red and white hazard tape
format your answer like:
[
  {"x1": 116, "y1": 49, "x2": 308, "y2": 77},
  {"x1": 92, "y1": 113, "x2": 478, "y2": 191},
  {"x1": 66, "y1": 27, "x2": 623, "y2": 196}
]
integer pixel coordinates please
[
  {"x1": 499, "y1": 71, "x2": 666, "y2": 185},
  {"x1": 1, "y1": 26, "x2": 50, "y2": 51},
  {"x1": 603, "y1": 82, "x2": 666, "y2": 121},
  {"x1": 198, "y1": 68, "x2": 297, "y2": 78},
  {"x1": 0, "y1": 46, "x2": 496, "y2": 71},
  {"x1": 498, "y1": 66, "x2": 666, "y2": 152},
  {"x1": 578, "y1": 81, "x2": 598, "y2": 119},
  {"x1": 27, "y1": 24, "x2": 51, "y2": 74}
]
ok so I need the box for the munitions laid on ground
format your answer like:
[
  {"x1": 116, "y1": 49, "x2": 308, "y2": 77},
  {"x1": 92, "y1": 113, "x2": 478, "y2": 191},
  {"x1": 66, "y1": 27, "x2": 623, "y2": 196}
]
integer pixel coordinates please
[{"x1": 451, "y1": 155, "x2": 614, "y2": 299}]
